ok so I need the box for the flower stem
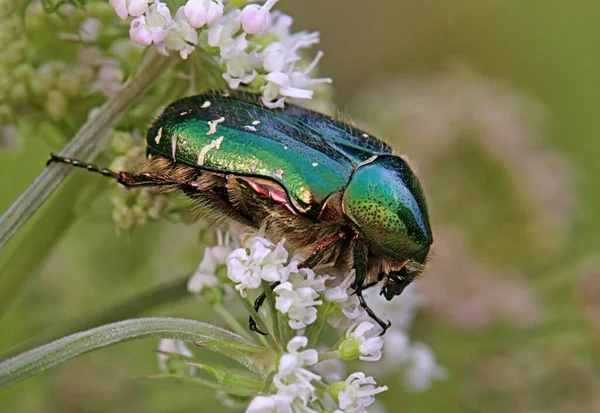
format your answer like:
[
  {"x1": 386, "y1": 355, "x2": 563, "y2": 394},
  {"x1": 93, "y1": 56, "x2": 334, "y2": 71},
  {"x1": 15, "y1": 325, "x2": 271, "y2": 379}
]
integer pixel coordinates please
[
  {"x1": 318, "y1": 350, "x2": 341, "y2": 361},
  {"x1": 213, "y1": 303, "x2": 256, "y2": 344},
  {"x1": 307, "y1": 313, "x2": 327, "y2": 349},
  {"x1": 0, "y1": 50, "x2": 177, "y2": 251},
  {"x1": 261, "y1": 281, "x2": 282, "y2": 345}
]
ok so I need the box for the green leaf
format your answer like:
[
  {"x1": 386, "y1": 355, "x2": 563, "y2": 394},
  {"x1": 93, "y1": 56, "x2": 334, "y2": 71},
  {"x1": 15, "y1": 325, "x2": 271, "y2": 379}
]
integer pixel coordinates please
[
  {"x1": 0, "y1": 317, "x2": 276, "y2": 389},
  {"x1": 138, "y1": 374, "x2": 259, "y2": 397},
  {"x1": 185, "y1": 361, "x2": 263, "y2": 390}
]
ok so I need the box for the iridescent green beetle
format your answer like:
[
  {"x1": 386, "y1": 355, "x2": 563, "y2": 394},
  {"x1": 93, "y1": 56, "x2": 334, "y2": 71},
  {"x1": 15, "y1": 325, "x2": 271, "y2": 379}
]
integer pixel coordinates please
[{"x1": 49, "y1": 92, "x2": 433, "y2": 334}]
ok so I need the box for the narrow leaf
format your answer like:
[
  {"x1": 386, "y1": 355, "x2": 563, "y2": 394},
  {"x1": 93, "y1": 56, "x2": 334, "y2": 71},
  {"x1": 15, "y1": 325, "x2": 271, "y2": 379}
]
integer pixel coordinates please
[{"x1": 0, "y1": 317, "x2": 275, "y2": 389}]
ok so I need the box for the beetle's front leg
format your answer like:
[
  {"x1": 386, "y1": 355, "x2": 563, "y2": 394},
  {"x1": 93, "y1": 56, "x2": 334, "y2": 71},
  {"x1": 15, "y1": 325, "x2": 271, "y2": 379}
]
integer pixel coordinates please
[{"x1": 353, "y1": 242, "x2": 391, "y2": 335}]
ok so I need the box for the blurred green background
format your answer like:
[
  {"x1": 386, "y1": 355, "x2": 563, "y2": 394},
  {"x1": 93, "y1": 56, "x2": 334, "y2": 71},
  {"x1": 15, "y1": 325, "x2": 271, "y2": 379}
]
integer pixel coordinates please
[{"x1": 2, "y1": 0, "x2": 600, "y2": 412}]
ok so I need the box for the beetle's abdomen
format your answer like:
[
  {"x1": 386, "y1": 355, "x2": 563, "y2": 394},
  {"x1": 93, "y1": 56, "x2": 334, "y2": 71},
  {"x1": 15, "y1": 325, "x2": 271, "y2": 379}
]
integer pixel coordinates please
[
  {"x1": 342, "y1": 156, "x2": 432, "y2": 260},
  {"x1": 147, "y1": 95, "x2": 353, "y2": 216}
]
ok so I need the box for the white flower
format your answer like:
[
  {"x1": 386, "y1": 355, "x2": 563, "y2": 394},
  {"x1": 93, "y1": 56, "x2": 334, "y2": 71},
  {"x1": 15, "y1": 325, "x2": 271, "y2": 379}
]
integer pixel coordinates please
[
  {"x1": 240, "y1": 0, "x2": 279, "y2": 36},
  {"x1": 157, "y1": 6, "x2": 198, "y2": 59},
  {"x1": 129, "y1": 1, "x2": 172, "y2": 46},
  {"x1": 335, "y1": 372, "x2": 388, "y2": 413},
  {"x1": 344, "y1": 321, "x2": 384, "y2": 362},
  {"x1": 188, "y1": 242, "x2": 233, "y2": 293},
  {"x1": 274, "y1": 267, "x2": 328, "y2": 330},
  {"x1": 273, "y1": 336, "x2": 320, "y2": 404},
  {"x1": 110, "y1": 0, "x2": 151, "y2": 19},
  {"x1": 226, "y1": 237, "x2": 289, "y2": 297},
  {"x1": 403, "y1": 343, "x2": 446, "y2": 391},
  {"x1": 326, "y1": 271, "x2": 366, "y2": 329},
  {"x1": 246, "y1": 393, "x2": 318, "y2": 413},
  {"x1": 207, "y1": 10, "x2": 247, "y2": 59},
  {"x1": 184, "y1": 0, "x2": 223, "y2": 29},
  {"x1": 261, "y1": 51, "x2": 332, "y2": 108},
  {"x1": 222, "y1": 50, "x2": 260, "y2": 88},
  {"x1": 157, "y1": 339, "x2": 195, "y2": 376}
]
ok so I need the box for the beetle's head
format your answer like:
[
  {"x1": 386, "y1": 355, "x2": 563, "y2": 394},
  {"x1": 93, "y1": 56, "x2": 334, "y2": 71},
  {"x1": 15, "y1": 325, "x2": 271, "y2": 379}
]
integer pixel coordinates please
[
  {"x1": 380, "y1": 250, "x2": 428, "y2": 300},
  {"x1": 343, "y1": 155, "x2": 432, "y2": 285}
]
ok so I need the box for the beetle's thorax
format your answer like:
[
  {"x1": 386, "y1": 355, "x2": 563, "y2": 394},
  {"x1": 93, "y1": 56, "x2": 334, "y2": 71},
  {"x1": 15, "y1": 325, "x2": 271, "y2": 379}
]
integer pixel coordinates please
[{"x1": 341, "y1": 155, "x2": 433, "y2": 262}]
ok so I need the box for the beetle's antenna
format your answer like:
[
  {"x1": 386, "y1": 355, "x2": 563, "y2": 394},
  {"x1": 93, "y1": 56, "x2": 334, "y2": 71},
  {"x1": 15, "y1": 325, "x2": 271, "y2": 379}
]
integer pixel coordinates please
[
  {"x1": 47, "y1": 154, "x2": 122, "y2": 180},
  {"x1": 46, "y1": 154, "x2": 200, "y2": 189}
]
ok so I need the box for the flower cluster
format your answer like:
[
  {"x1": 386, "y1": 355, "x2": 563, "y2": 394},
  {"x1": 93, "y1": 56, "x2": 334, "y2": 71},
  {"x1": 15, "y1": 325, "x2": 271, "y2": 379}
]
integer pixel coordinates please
[
  {"x1": 109, "y1": 0, "x2": 332, "y2": 107},
  {"x1": 161, "y1": 232, "x2": 445, "y2": 412}
]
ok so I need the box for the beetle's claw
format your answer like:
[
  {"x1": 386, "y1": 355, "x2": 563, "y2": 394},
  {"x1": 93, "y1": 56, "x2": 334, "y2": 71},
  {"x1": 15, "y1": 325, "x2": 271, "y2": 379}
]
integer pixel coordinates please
[
  {"x1": 248, "y1": 316, "x2": 268, "y2": 336},
  {"x1": 378, "y1": 319, "x2": 392, "y2": 336}
]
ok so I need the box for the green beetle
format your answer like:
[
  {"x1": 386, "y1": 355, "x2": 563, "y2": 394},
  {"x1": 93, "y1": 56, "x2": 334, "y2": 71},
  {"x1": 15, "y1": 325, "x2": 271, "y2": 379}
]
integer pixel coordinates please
[{"x1": 49, "y1": 92, "x2": 433, "y2": 334}]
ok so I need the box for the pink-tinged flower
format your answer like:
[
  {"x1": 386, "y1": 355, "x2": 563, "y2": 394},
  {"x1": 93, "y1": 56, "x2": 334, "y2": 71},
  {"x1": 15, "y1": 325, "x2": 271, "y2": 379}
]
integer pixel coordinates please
[
  {"x1": 240, "y1": 0, "x2": 279, "y2": 36},
  {"x1": 184, "y1": 0, "x2": 223, "y2": 29}
]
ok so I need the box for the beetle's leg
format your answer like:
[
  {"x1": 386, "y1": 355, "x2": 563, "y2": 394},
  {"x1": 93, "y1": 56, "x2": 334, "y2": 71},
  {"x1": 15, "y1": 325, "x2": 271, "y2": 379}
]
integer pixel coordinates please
[
  {"x1": 352, "y1": 241, "x2": 391, "y2": 335},
  {"x1": 356, "y1": 287, "x2": 391, "y2": 335},
  {"x1": 47, "y1": 154, "x2": 200, "y2": 189},
  {"x1": 299, "y1": 231, "x2": 348, "y2": 269},
  {"x1": 248, "y1": 231, "x2": 349, "y2": 334},
  {"x1": 248, "y1": 281, "x2": 281, "y2": 335}
]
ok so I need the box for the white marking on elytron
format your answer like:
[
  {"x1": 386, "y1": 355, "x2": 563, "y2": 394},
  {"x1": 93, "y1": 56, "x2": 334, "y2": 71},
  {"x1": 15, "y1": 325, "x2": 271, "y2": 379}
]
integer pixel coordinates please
[
  {"x1": 182, "y1": 140, "x2": 188, "y2": 145},
  {"x1": 207, "y1": 116, "x2": 225, "y2": 135},
  {"x1": 197, "y1": 136, "x2": 224, "y2": 166},
  {"x1": 312, "y1": 162, "x2": 318, "y2": 167},
  {"x1": 171, "y1": 135, "x2": 177, "y2": 160},
  {"x1": 201, "y1": 100, "x2": 211, "y2": 109},
  {"x1": 243, "y1": 125, "x2": 257, "y2": 132},
  {"x1": 357, "y1": 155, "x2": 378, "y2": 168},
  {"x1": 252, "y1": 120, "x2": 261, "y2": 126},
  {"x1": 180, "y1": 111, "x2": 188, "y2": 116},
  {"x1": 362, "y1": 133, "x2": 369, "y2": 138},
  {"x1": 274, "y1": 169, "x2": 284, "y2": 179},
  {"x1": 284, "y1": 146, "x2": 288, "y2": 150},
  {"x1": 222, "y1": 91, "x2": 231, "y2": 97},
  {"x1": 250, "y1": 164, "x2": 257, "y2": 173},
  {"x1": 154, "y1": 127, "x2": 163, "y2": 144}
]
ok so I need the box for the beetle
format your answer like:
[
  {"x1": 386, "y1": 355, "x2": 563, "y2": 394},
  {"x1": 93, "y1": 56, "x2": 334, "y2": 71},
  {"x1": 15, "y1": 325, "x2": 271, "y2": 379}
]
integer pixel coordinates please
[{"x1": 48, "y1": 91, "x2": 433, "y2": 334}]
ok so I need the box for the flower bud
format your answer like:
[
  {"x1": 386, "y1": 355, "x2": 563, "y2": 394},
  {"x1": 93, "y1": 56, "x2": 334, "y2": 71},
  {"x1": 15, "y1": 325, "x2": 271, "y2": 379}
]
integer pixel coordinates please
[
  {"x1": 338, "y1": 337, "x2": 361, "y2": 361},
  {"x1": 328, "y1": 381, "x2": 345, "y2": 402},
  {"x1": 46, "y1": 90, "x2": 68, "y2": 121}
]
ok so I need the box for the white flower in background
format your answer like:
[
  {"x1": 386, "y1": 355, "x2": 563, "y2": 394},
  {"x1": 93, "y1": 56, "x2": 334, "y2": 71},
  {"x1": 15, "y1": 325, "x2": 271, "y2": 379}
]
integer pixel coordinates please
[
  {"x1": 402, "y1": 343, "x2": 446, "y2": 391},
  {"x1": 78, "y1": 17, "x2": 102, "y2": 42},
  {"x1": 129, "y1": 1, "x2": 172, "y2": 46},
  {"x1": 226, "y1": 237, "x2": 289, "y2": 296},
  {"x1": 157, "y1": 339, "x2": 195, "y2": 376},
  {"x1": 274, "y1": 267, "x2": 328, "y2": 329},
  {"x1": 157, "y1": 6, "x2": 198, "y2": 59},
  {"x1": 341, "y1": 321, "x2": 384, "y2": 362},
  {"x1": 188, "y1": 244, "x2": 234, "y2": 293},
  {"x1": 332, "y1": 372, "x2": 388, "y2": 413},
  {"x1": 91, "y1": 58, "x2": 124, "y2": 98},
  {"x1": 184, "y1": 0, "x2": 223, "y2": 29},
  {"x1": 273, "y1": 336, "x2": 320, "y2": 403}
]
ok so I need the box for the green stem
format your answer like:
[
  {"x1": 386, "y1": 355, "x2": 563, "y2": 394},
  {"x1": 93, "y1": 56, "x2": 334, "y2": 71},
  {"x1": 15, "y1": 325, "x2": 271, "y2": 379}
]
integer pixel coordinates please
[
  {"x1": 138, "y1": 373, "x2": 259, "y2": 396},
  {"x1": 318, "y1": 350, "x2": 341, "y2": 361},
  {"x1": 237, "y1": 292, "x2": 278, "y2": 351},
  {"x1": 213, "y1": 303, "x2": 256, "y2": 344},
  {"x1": 1, "y1": 275, "x2": 191, "y2": 359},
  {"x1": 0, "y1": 50, "x2": 177, "y2": 251},
  {"x1": 307, "y1": 313, "x2": 328, "y2": 349},
  {"x1": 261, "y1": 281, "x2": 281, "y2": 345}
]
